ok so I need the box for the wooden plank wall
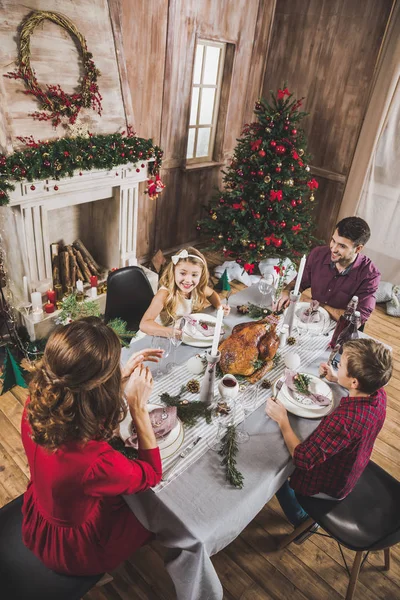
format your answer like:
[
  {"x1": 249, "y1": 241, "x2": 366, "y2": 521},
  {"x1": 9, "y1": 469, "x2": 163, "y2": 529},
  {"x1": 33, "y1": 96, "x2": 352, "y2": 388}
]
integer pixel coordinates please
[{"x1": 262, "y1": 0, "x2": 394, "y2": 243}]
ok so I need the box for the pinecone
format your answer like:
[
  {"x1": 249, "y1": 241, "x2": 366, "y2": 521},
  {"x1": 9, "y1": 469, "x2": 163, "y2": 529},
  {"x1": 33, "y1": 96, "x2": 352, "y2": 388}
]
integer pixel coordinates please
[
  {"x1": 186, "y1": 379, "x2": 200, "y2": 393},
  {"x1": 237, "y1": 304, "x2": 249, "y2": 315},
  {"x1": 287, "y1": 336, "x2": 297, "y2": 345},
  {"x1": 261, "y1": 379, "x2": 272, "y2": 389}
]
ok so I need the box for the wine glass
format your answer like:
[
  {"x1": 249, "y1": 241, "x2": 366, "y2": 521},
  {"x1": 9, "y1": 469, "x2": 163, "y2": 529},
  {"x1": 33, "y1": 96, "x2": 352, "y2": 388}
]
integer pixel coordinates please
[
  {"x1": 258, "y1": 275, "x2": 275, "y2": 309},
  {"x1": 168, "y1": 319, "x2": 184, "y2": 370},
  {"x1": 150, "y1": 336, "x2": 171, "y2": 379}
]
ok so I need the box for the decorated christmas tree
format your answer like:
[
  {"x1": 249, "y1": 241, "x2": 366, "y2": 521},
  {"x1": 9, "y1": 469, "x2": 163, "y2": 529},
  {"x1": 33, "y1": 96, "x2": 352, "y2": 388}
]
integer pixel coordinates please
[{"x1": 198, "y1": 86, "x2": 319, "y2": 273}]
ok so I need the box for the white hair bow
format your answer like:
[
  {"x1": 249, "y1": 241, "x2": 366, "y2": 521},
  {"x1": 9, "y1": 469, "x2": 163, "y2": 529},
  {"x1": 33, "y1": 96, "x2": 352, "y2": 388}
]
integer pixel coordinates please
[{"x1": 171, "y1": 249, "x2": 206, "y2": 266}]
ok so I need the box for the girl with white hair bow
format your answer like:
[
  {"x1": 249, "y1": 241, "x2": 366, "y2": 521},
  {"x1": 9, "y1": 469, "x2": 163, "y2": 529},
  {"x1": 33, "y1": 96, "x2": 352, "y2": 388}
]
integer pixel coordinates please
[{"x1": 140, "y1": 247, "x2": 230, "y2": 338}]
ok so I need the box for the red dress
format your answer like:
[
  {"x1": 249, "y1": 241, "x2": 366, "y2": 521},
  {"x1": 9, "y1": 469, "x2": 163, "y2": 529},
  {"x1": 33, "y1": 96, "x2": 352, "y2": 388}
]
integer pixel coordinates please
[{"x1": 21, "y1": 402, "x2": 162, "y2": 576}]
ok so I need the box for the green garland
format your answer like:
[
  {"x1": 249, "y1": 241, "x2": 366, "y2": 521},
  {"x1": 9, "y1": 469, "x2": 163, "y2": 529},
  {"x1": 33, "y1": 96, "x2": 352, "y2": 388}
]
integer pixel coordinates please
[
  {"x1": 159, "y1": 385, "x2": 212, "y2": 428},
  {"x1": 0, "y1": 128, "x2": 163, "y2": 205},
  {"x1": 218, "y1": 425, "x2": 244, "y2": 488}
]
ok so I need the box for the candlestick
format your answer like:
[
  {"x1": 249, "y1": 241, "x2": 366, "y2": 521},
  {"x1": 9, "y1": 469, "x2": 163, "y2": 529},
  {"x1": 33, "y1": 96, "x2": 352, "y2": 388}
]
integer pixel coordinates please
[
  {"x1": 54, "y1": 284, "x2": 63, "y2": 301},
  {"x1": 199, "y1": 350, "x2": 221, "y2": 407},
  {"x1": 211, "y1": 307, "x2": 224, "y2": 356},
  {"x1": 90, "y1": 287, "x2": 98, "y2": 298},
  {"x1": 23, "y1": 276, "x2": 29, "y2": 303},
  {"x1": 47, "y1": 289, "x2": 56, "y2": 304},
  {"x1": 284, "y1": 290, "x2": 301, "y2": 336},
  {"x1": 293, "y1": 255, "x2": 306, "y2": 297},
  {"x1": 31, "y1": 291, "x2": 42, "y2": 311},
  {"x1": 44, "y1": 301, "x2": 55, "y2": 314},
  {"x1": 90, "y1": 275, "x2": 98, "y2": 288}
]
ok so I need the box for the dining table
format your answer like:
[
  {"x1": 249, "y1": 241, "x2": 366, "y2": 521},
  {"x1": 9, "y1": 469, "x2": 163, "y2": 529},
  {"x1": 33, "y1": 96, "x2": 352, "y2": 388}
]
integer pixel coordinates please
[{"x1": 122, "y1": 284, "x2": 348, "y2": 600}]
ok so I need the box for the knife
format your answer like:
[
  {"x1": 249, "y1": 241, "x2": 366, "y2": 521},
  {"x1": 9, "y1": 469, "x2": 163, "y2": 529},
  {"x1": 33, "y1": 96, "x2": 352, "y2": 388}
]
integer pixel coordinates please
[{"x1": 161, "y1": 436, "x2": 202, "y2": 481}]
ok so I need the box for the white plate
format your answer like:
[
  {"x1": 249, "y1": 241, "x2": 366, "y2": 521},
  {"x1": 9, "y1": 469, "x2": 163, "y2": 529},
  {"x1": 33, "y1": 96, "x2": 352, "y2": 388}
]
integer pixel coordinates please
[
  {"x1": 119, "y1": 403, "x2": 185, "y2": 460},
  {"x1": 182, "y1": 313, "x2": 225, "y2": 347},
  {"x1": 273, "y1": 373, "x2": 334, "y2": 419},
  {"x1": 291, "y1": 302, "x2": 331, "y2": 334}
]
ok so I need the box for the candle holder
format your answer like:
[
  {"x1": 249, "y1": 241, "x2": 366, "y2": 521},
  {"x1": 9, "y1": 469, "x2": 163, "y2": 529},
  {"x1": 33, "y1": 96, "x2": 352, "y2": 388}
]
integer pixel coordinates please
[
  {"x1": 284, "y1": 290, "x2": 301, "y2": 336},
  {"x1": 199, "y1": 350, "x2": 221, "y2": 408}
]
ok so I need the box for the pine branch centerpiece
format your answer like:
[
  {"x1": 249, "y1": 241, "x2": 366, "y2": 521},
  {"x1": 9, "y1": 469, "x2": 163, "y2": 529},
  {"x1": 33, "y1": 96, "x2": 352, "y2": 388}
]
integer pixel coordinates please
[
  {"x1": 293, "y1": 373, "x2": 311, "y2": 395},
  {"x1": 159, "y1": 385, "x2": 212, "y2": 428},
  {"x1": 218, "y1": 425, "x2": 244, "y2": 489}
]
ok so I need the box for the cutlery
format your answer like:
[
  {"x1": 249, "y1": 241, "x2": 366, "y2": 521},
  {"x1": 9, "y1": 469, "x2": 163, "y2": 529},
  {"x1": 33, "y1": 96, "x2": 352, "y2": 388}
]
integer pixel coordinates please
[
  {"x1": 161, "y1": 436, "x2": 202, "y2": 481},
  {"x1": 225, "y1": 291, "x2": 232, "y2": 305}
]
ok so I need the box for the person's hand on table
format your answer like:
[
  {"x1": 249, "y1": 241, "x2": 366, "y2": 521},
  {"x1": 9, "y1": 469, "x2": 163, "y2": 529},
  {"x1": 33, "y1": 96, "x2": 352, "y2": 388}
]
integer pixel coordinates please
[
  {"x1": 121, "y1": 348, "x2": 164, "y2": 380},
  {"x1": 265, "y1": 397, "x2": 288, "y2": 427},
  {"x1": 276, "y1": 290, "x2": 290, "y2": 311},
  {"x1": 125, "y1": 364, "x2": 153, "y2": 413},
  {"x1": 319, "y1": 362, "x2": 338, "y2": 383},
  {"x1": 222, "y1": 304, "x2": 231, "y2": 316}
]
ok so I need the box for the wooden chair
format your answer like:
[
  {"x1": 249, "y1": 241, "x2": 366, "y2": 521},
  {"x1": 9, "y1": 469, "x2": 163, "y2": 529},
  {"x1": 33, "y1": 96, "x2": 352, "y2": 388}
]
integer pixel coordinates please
[
  {"x1": 278, "y1": 461, "x2": 400, "y2": 600},
  {"x1": 0, "y1": 494, "x2": 103, "y2": 600}
]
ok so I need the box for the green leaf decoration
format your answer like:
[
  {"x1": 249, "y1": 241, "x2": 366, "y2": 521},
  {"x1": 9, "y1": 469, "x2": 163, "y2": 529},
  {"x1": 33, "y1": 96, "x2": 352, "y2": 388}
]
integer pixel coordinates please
[{"x1": 1, "y1": 347, "x2": 28, "y2": 393}]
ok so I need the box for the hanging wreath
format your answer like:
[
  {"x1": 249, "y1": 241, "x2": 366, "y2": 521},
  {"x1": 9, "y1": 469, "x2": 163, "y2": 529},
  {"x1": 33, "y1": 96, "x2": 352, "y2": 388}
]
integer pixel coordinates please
[{"x1": 4, "y1": 10, "x2": 102, "y2": 127}]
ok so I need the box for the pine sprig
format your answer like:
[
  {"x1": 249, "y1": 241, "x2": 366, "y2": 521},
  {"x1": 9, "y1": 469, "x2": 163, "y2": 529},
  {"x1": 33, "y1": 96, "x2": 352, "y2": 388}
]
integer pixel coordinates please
[
  {"x1": 218, "y1": 425, "x2": 244, "y2": 488},
  {"x1": 107, "y1": 317, "x2": 136, "y2": 347},
  {"x1": 293, "y1": 373, "x2": 311, "y2": 395},
  {"x1": 108, "y1": 436, "x2": 138, "y2": 460},
  {"x1": 160, "y1": 386, "x2": 212, "y2": 427}
]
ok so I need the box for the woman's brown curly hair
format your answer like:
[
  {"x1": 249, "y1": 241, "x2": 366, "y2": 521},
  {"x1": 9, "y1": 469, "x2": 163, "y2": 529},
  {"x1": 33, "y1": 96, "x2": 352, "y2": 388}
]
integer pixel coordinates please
[{"x1": 26, "y1": 317, "x2": 127, "y2": 450}]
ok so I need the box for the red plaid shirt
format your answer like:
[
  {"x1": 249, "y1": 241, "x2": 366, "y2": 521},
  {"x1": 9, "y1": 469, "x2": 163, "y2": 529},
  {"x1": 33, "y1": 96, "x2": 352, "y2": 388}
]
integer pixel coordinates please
[{"x1": 290, "y1": 388, "x2": 386, "y2": 498}]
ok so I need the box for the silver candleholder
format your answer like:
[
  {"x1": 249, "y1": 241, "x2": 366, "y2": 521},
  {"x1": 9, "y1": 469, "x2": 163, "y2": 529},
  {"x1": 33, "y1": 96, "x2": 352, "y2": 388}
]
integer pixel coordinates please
[
  {"x1": 284, "y1": 290, "x2": 301, "y2": 337},
  {"x1": 199, "y1": 350, "x2": 221, "y2": 407}
]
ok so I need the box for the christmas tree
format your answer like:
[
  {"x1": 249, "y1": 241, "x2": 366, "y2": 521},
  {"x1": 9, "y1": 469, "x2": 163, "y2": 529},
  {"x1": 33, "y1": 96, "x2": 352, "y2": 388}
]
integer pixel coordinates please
[
  {"x1": 199, "y1": 86, "x2": 319, "y2": 273},
  {"x1": 215, "y1": 269, "x2": 231, "y2": 292},
  {"x1": 1, "y1": 347, "x2": 28, "y2": 394}
]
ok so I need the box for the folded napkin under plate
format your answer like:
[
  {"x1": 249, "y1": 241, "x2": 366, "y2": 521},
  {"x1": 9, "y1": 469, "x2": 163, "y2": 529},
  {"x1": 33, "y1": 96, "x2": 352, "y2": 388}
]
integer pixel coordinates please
[
  {"x1": 285, "y1": 369, "x2": 331, "y2": 406},
  {"x1": 273, "y1": 371, "x2": 334, "y2": 419}
]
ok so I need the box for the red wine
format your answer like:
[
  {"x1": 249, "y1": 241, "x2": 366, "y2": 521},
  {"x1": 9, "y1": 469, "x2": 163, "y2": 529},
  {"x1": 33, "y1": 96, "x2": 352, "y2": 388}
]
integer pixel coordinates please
[{"x1": 222, "y1": 378, "x2": 237, "y2": 388}]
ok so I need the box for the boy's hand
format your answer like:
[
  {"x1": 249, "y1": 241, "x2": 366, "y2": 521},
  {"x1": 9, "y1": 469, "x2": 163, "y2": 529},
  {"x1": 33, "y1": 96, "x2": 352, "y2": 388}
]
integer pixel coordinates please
[
  {"x1": 222, "y1": 304, "x2": 231, "y2": 316},
  {"x1": 276, "y1": 291, "x2": 290, "y2": 311},
  {"x1": 266, "y1": 397, "x2": 288, "y2": 427},
  {"x1": 319, "y1": 362, "x2": 338, "y2": 383}
]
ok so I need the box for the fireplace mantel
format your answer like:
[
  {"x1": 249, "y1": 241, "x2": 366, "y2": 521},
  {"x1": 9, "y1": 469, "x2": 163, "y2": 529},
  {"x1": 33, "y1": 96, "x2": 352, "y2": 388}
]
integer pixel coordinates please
[{"x1": 9, "y1": 161, "x2": 152, "y2": 293}]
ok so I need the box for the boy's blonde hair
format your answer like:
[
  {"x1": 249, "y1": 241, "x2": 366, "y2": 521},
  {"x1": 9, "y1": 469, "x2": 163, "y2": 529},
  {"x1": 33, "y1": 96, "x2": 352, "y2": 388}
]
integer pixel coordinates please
[
  {"x1": 343, "y1": 338, "x2": 392, "y2": 395},
  {"x1": 159, "y1": 247, "x2": 210, "y2": 325}
]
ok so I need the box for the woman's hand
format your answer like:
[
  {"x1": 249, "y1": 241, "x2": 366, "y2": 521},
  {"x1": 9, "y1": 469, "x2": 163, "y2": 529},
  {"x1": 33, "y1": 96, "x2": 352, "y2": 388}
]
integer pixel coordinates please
[
  {"x1": 121, "y1": 348, "x2": 163, "y2": 379},
  {"x1": 266, "y1": 397, "x2": 288, "y2": 427},
  {"x1": 319, "y1": 362, "x2": 338, "y2": 382},
  {"x1": 125, "y1": 364, "x2": 153, "y2": 414}
]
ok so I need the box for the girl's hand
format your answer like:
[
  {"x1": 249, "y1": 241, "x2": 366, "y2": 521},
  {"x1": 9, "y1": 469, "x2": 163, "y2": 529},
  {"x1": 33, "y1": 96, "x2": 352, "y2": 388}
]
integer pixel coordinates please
[
  {"x1": 319, "y1": 362, "x2": 338, "y2": 382},
  {"x1": 125, "y1": 364, "x2": 153, "y2": 413},
  {"x1": 121, "y1": 348, "x2": 164, "y2": 379},
  {"x1": 222, "y1": 304, "x2": 231, "y2": 316},
  {"x1": 266, "y1": 397, "x2": 288, "y2": 426}
]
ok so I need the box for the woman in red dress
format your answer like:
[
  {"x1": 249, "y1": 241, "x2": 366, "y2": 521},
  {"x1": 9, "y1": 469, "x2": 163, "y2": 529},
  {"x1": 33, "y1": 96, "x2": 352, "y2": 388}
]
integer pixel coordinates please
[{"x1": 21, "y1": 317, "x2": 163, "y2": 576}]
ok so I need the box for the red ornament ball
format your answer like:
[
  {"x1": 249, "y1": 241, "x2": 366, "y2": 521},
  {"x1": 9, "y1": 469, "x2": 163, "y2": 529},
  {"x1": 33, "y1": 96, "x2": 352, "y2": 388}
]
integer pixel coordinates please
[
  {"x1": 79, "y1": 172, "x2": 83, "y2": 176},
  {"x1": 249, "y1": 242, "x2": 256, "y2": 250},
  {"x1": 121, "y1": 153, "x2": 125, "y2": 157},
  {"x1": 251, "y1": 171, "x2": 256, "y2": 176},
  {"x1": 291, "y1": 129, "x2": 297, "y2": 135},
  {"x1": 141, "y1": 164, "x2": 145, "y2": 168},
  {"x1": 54, "y1": 185, "x2": 59, "y2": 191},
  {"x1": 275, "y1": 145, "x2": 286, "y2": 155},
  {"x1": 257, "y1": 170, "x2": 264, "y2": 176},
  {"x1": 255, "y1": 213, "x2": 261, "y2": 219},
  {"x1": 64, "y1": 151, "x2": 69, "y2": 157},
  {"x1": 275, "y1": 167, "x2": 281, "y2": 173},
  {"x1": 30, "y1": 185, "x2": 36, "y2": 190},
  {"x1": 237, "y1": 169, "x2": 244, "y2": 176},
  {"x1": 280, "y1": 221, "x2": 286, "y2": 228},
  {"x1": 297, "y1": 199, "x2": 302, "y2": 205},
  {"x1": 219, "y1": 198, "x2": 225, "y2": 204},
  {"x1": 136, "y1": 168, "x2": 140, "y2": 172},
  {"x1": 270, "y1": 141, "x2": 277, "y2": 148},
  {"x1": 284, "y1": 125, "x2": 289, "y2": 131},
  {"x1": 291, "y1": 199, "x2": 297, "y2": 207},
  {"x1": 274, "y1": 238, "x2": 283, "y2": 247},
  {"x1": 290, "y1": 165, "x2": 295, "y2": 171},
  {"x1": 267, "y1": 206, "x2": 273, "y2": 212},
  {"x1": 227, "y1": 237, "x2": 232, "y2": 241},
  {"x1": 259, "y1": 150, "x2": 266, "y2": 157}
]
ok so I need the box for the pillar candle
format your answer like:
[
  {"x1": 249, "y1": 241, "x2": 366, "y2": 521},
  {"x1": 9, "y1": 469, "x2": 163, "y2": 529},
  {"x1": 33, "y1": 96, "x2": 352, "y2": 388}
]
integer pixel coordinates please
[
  {"x1": 90, "y1": 286, "x2": 98, "y2": 298},
  {"x1": 211, "y1": 307, "x2": 224, "y2": 357},
  {"x1": 31, "y1": 291, "x2": 42, "y2": 311},
  {"x1": 47, "y1": 289, "x2": 56, "y2": 304},
  {"x1": 23, "y1": 276, "x2": 29, "y2": 303},
  {"x1": 44, "y1": 301, "x2": 55, "y2": 314},
  {"x1": 90, "y1": 275, "x2": 98, "y2": 288},
  {"x1": 32, "y1": 307, "x2": 44, "y2": 323},
  {"x1": 293, "y1": 255, "x2": 306, "y2": 297},
  {"x1": 76, "y1": 279, "x2": 84, "y2": 293}
]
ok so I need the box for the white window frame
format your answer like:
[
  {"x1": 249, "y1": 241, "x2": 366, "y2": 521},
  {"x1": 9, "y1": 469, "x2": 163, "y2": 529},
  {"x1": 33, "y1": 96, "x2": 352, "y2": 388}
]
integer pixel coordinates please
[{"x1": 186, "y1": 39, "x2": 226, "y2": 164}]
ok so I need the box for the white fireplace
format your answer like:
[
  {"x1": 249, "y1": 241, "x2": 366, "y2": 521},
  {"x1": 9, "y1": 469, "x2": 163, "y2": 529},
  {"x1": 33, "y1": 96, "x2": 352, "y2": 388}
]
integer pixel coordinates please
[{"x1": 8, "y1": 161, "x2": 158, "y2": 339}]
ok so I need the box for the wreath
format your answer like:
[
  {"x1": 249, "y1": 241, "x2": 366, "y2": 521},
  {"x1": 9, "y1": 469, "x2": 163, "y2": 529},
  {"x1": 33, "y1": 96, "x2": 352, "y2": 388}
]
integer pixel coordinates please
[{"x1": 5, "y1": 10, "x2": 102, "y2": 127}]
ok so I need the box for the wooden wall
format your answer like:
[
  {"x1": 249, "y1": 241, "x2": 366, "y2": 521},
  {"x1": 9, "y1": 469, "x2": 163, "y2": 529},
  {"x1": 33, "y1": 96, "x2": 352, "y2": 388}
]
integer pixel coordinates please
[{"x1": 262, "y1": 0, "x2": 394, "y2": 242}]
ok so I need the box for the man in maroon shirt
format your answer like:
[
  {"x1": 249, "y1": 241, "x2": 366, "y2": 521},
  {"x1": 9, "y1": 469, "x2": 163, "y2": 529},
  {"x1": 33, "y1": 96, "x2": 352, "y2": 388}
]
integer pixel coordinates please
[
  {"x1": 266, "y1": 338, "x2": 392, "y2": 543},
  {"x1": 277, "y1": 217, "x2": 380, "y2": 323}
]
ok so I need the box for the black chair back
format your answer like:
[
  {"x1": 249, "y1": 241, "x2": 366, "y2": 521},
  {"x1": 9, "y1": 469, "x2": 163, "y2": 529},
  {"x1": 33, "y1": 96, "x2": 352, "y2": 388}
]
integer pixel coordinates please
[
  {"x1": 0, "y1": 495, "x2": 102, "y2": 600},
  {"x1": 104, "y1": 266, "x2": 154, "y2": 332}
]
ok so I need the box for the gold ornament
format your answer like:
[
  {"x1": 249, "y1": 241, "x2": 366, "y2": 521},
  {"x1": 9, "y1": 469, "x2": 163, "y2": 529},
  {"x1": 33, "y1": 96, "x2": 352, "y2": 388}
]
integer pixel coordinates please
[
  {"x1": 265, "y1": 127, "x2": 271, "y2": 133},
  {"x1": 260, "y1": 193, "x2": 265, "y2": 199},
  {"x1": 251, "y1": 154, "x2": 258, "y2": 160},
  {"x1": 276, "y1": 162, "x2": 282, "y2": 167},
  {"x1": 211, "y1": 213, "x2": 217, "y2": 220},
  {"x1": 264, "y1": 175, "x2": 271, "y2": 184},
  {"x1": 288, "y1": 179, "x2": 294, "y2": 186},
  {"x1": 218, "y1": 234, "x2": 223, "y2": 239},
  {"x1": 76, "y1": 155, "x2": 82, "y2": 161},
  {"x1": 259, "y1": 245, "x2": 265, "y2": 250},
  {"x1": 241, "y1": 239, "x2": 249, "y2": 246},
  {"x1": 42, "y1": 152, "x2": 49, "y2": 158},
  {"x1": 283, "y1": 179, "x2": 290, "y2": 185},
  {"x1": 54, "y1": 160, "x2": 62, "y2": 171},
  {"x1": 305, "y1": 165, "x2": 310, "y2": 172},
  {"x1": 298, "y1": 149, "x2": 305, "y2": 156},
  {"x1": 310, "y1": 194, "x2": 315, "y2": 201}
]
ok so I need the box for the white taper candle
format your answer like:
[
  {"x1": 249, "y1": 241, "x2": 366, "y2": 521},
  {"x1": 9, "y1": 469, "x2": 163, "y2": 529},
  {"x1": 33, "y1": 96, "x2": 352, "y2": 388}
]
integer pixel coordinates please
[
  {"x1": 293, "y1": 255, "x2": 306, "y2": 297},
  {"x1": 22, "y1": 276, "x2": 29, "y2": 303},
  {"x1": 211, "y1": 306, "x2": 224, "y2": 357}
]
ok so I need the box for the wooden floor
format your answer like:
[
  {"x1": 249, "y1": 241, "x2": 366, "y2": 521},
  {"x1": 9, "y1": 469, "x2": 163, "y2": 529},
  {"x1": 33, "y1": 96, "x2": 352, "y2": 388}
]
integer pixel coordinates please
[{"x1": 1, "y1": 250, "x2": 400, "y2": 599}]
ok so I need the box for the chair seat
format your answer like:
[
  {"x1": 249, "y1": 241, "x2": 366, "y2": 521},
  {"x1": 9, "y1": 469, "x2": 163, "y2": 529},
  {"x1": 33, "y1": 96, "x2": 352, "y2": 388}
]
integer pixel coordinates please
[
  {"x1": 0, "y1": 495, "x2": 103, "y2": 600},
  {"x1": 296, "y1": 462, "x2": 400, "y2": 551}
]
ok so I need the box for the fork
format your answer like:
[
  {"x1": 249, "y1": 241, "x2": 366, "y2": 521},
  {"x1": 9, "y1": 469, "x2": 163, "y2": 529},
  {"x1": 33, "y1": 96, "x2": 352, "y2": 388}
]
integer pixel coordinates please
[{"x1": 225, "y1": 291, "x2": 232, "y2": 305}]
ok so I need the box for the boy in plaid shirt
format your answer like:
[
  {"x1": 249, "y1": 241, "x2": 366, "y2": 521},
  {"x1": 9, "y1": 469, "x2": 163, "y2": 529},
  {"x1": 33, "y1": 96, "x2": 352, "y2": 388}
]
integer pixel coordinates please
[{"x1": 266, "y1": 338, "x2": 392, "y2": 542}]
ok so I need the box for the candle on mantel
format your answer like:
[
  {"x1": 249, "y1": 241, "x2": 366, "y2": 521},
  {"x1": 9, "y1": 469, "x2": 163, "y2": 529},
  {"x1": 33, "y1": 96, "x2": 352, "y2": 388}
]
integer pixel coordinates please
[
  {"x1": 90, "y1": 275, "x2": 98, "y2": 288},
  {"x1": 44, "y1": 301, "x2": 55, "y2": 314},
  {"x1": 293, "y1": 255, "x2": 307, "y2": 297},
  {"x1": 76, "y1": 279, "x2": 84, "y2": 293},
  {"x1": 32, "y1": 307, "x2": 44, "y2": 323},
  {"x1": 23, "y1": 276, "x2": 29, "y2": 303},
  {"x1": 47, "y1": 289, "x2": 56, "y2": 304},
  {"x1": 211, "y1": 307, "x2": 224, "y2": 357},
  {"x1": 31, "y1": 291, "x2": 42, "y2": 311}
]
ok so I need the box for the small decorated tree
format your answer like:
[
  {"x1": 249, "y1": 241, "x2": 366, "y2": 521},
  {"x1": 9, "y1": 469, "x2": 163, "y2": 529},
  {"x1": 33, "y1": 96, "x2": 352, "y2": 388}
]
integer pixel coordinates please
[{"x1": 198, "y1": 86, "x2": 319, "y2": 273}]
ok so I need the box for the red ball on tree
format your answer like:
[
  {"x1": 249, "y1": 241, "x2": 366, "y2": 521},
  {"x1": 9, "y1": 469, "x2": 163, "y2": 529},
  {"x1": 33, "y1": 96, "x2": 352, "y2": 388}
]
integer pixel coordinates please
[
  {"x1": 30, "y1": 185, "x2": 35, "y2": 191},
  {"x1": 219, "y1": 198, "x2": 225, "y2": 204},
  {"x1": 297, "y1": 199, "x2": 303, "y2": 205},
  {"x1": 259, "y1": 149, "x2": 266, "y2": 157},
  {"x1": 64, "y1": 151, "x2": 69, "y2": 157},
  {"x1": 275, "y1": 167, "x2": 281, "y2": 173},
  {"x1": 255, "y1": 213, "x2": 261, "y2": 219},
  {"x1": 249, "y1": 242, "x2": 256, "y2": 250},
  {"x1": 270, "y1": 141, "x2": 277, "y2": 148},
  {"x1": 257, "y1": 170, "x2": 263, "y2": 176},
  {"x1": 121, "y1": 153, "x2": 125, "y2": 157},
  {"x1": 274, "y1": 238, "x2": 283, "y2": 247},
  {"x1": 251, "y1": 171, "x2": 256, "y2": 176},
  {"x1": 284, "y1": 125, "x2": 289, "y2": 131},
  {"x1": 280, "y1": 221, "x2": 286, "y2": 228},
  {"x1": 291, "y1": 199, "x2": 297, "y2": 207},
  {"x1": 275, "y1": 145, "x2": 286, "y2": 155},
  {"x1": 291, "y1": 129, "x2": 297, "y2": 135},
  {"x1": 290, "y1": 165, "x2": 295, "y2": 171}
]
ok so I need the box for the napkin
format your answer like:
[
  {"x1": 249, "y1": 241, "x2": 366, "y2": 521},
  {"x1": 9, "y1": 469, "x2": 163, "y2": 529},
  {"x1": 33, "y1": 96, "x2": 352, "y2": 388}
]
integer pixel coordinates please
[
  {"x1": 125, "y1": 406, "x2": 177, "y2": 448},
  {"x1": 285, "y1": 369, "x2": 331, "y2": 406},
  {"x1": 184, "y1": 317, "x2": 223, "y2": 338},
  {"x1": 299, "y1": 300, "x2": 321, "y2": 323}
]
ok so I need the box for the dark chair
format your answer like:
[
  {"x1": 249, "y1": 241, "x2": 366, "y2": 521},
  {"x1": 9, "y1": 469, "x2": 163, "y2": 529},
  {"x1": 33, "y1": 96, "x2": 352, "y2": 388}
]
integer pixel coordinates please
[
  {"x1": 0, "y1": 494, "x2": 103, "y2": 600},
  {"x1": 278, "y1": 461, "x2": 400, "y2": 600},
  {"x1": 104, "y1": 266, "x2": 154, "y2": 332}
]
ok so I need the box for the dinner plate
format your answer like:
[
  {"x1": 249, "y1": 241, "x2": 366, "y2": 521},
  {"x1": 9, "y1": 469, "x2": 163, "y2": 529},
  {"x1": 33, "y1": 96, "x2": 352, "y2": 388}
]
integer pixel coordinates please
[
  {"x1": 292, "y1": 302, "x2": 331, "y2": 334},
  {"x1": 273, "y1": 373, "x2": 334, "y2": 419},
  {"x1": 119, "y1": 403, "x2": 185, "y2": 459},
  {"x1": 182, "y1": 313, "x2": 225, "y2": 347}
]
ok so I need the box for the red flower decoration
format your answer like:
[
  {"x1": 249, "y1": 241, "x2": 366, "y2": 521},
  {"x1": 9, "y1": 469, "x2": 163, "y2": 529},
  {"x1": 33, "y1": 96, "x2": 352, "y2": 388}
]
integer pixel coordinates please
[
  {"x1": 277, "y1": 88, "x2": 290, "y2": 100},
  {"x1": 270, "y1": 190, "x2": 283, "y2": 202},
  {"x1": 307, "y1": 178, "x2": 319, "y2": 190},
  {"x1": 250, "y1": 138, "x2": 262, "y2": 151},
  {"x1": 244, "y1": 263, "x2": 255, "y2": 274},
  {"x1": 292, "y1": 151, "x2": 299, "y2": 160},
  {"x1": 291, "y1": 224, "x2": 302, "y2": 233}
]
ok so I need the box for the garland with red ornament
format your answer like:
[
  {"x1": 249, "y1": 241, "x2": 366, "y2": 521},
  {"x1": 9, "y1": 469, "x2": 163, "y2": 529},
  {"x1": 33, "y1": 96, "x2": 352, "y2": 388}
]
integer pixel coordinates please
[
  {"x1": 4, "y1": 10, "x2": 102, "y2": 127},
  {"x1": 198, "y1": 86, "x2": 319, "y2": 273},
  {"x1": 0, "y1": 127, "x2": 164, "y2": 205}
]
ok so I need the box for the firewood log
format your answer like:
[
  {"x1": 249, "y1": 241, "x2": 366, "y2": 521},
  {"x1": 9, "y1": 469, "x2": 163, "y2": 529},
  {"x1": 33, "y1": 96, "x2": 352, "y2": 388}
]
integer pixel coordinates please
[
  {"x1": 60, "y1": 251, "x2": 71, "y2": 290},
  {"x1": 73, "y1": 239, "x2": 102, "y2": 274},
  {"x1": 74, "y1": 250, "x2": 92, "y2": 283}
]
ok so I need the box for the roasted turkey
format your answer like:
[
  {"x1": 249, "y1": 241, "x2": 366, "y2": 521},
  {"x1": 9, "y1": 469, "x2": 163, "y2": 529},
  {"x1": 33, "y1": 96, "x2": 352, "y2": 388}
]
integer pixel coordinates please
[{"x1": 218, "y1": 317, "x2": 280, "y2": 383}]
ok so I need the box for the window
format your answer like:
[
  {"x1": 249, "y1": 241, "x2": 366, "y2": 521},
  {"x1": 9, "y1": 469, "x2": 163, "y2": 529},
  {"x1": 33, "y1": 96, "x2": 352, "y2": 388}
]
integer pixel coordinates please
[{"x1": 186, "y1": 40, "x2": 226, "y2": 163}]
